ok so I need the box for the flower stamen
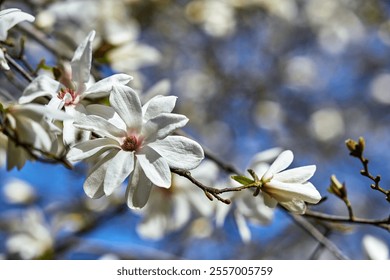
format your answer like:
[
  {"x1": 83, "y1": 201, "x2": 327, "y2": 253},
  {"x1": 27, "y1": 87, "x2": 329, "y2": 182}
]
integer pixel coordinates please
[
  {"x1": 57, "y1": 88, "x2": 79, "y2": 106},
  {"x1": 121, "y1": 135, "x2": 139, "y2": 152}
]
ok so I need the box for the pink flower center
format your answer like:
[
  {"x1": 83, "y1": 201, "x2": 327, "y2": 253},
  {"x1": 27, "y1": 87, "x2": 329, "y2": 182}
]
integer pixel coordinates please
[
  {"x1": 57, "y1": 88, "x2": 79, "y2": 106},
  {"x1": 121, "y1": 135, "x2": 141, "y2": 152}
]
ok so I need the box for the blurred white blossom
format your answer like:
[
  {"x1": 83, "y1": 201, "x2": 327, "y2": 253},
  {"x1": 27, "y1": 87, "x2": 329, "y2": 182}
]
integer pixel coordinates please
[
  {"x1": 134, "y1": 160, "x2": 218, "y2": 240},
  {"x1": 2, "y1": 178, "x2": 36, "y2": 204},
  {"x1": 362, "y1": 235, "x2": 389, "y2": 260},
  {"x1": 186, "y1": 0, "x2": 236, "y2": 38},
  {"x1": 6, "y1": 209, "x2": 54, "y2": 259},
  {"x1": 0, "y1": 8, "x2": 35, "y2": 70},
  {"x1": 0, "y1": 102, "x2": 70, "y2": 170},
  {"x1": 67, "y1": 84, "x2": 204, "y2": 208}
]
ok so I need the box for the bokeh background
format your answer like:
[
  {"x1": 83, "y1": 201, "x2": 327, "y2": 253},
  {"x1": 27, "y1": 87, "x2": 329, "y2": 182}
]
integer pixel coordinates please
[{"x1": 0, "y1": 0, "x2": 389, "y2": 259}]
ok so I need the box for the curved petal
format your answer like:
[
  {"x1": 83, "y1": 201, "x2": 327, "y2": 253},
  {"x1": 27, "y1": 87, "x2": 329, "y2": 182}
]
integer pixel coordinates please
[
  {"x1": 84, "y1": 151, "x2": 117, "y2": 199},
  {"x1": 142, "y1": 113, "x2": 188, "y2": 144},
  {"x1": 110, "y1": 85, "x2": 142, "y2": 132},
  {"x1": 71, "y1": 30, "x2": 95, "y2": 85},
  {"x1": 104, "y1": 150, "x2": 134, "y2": 195},
  {"x1": 279, "y1": 199, "x2": 307, "y2": 214},
  {"x1": 19, "y1": 76, "x2": 61, "y2": 104},
  {"x1": 136, "y1": 145, "x2": 171, "y2": 188},
  {"x1": 82, "y1": 74, "x2": 133, "y2": 99},
  {"x1": 67, "y1": 138, "x2": 119, "y2": 162},
  {"x1": 264, "y1": 180, "x2": 322, "y2": 204},
  {"x1": 148, "y1": 135, "x2": 204, "y2": 169},
  {"x1": 262, "y1": 150, "x2": 293, "y2": 181},
  {"x1": 86, "y1": 104, "x2": 126, "y2": 131},
  {"x1": 0, "y1": 9, "x2": 35, "y2": 41},
  {"x1": 73, "y1": 114, "x2": 126, "y2": 139},
  {"x1": 262, "y1": 192, "x2": 278, "y2": 208},
  {"x1": 234, "y1": 212, "x2": 251, "y2": 243},
  {"x1": 0, "y1": 49, "x2": 9, "y2": 70},
  {"x1": 142, "y1": 95, "x2": 177, "y2": 122},
  {"x1": 126, "y1": 162, "x2": 153, "y2": 209},
  {"x1": 274, "y1": 165, "x2": 316, "y2": 184}
]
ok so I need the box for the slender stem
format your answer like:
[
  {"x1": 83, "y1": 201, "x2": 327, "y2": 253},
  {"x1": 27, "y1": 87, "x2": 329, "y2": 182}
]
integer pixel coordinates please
[
  {"x1": 287, "y1": 212, "x2": 349, "y2": 260},
  {"x1": 4, "y1": 53, "x2": 33, "y2": 82},
  {"x1": 304, "y1": 209, "x2": 390, "y2": 231},
  {"x1": 171, "y1": 167, "x2": 256, "y2": 204}
]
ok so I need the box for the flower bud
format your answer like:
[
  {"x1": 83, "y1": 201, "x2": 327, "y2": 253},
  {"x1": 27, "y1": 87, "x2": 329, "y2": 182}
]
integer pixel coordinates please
[
  {"x1": 328, "y1": 174, "x2": 347, "y2": 200},
  {"x1": 345, "y1": 137, "x2": 365, "y2": 157}
]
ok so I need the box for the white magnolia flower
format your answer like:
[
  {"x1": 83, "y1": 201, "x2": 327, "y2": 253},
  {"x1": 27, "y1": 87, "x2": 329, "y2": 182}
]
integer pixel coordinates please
[
  {"x1": 19, "y1": 30, "x2": 132, "y2": 146},
  {"x1": 2, "y1": 178, "x2": 37, "y2": 204},
  {"x1": 35, "y1": 0, "x2": 160, "y2": 73},
  {"x1": 0, "y1": 102, "x2": 70, "y2": 170},
  {"x1": 67, "y1": 84, "x2": 204, "y2": 209},
  {"x1": 134, "y1": 160, "x2": 218, "y2": 240},
  {"x1": 259, "y1": 150, "x2": 321, "y2": 214},
  {"x1": 362, "y1": 234, "x2": 389, "y2": 260},
  {"x1": 216, "y1": 148, "x2": 281, "y2": 242},
  {"x1": 6, "y1": 208, "x2": 54, "y2": 259},
  {"x1": 0, "y1": 8, "x2": 35, "y2": 70}
]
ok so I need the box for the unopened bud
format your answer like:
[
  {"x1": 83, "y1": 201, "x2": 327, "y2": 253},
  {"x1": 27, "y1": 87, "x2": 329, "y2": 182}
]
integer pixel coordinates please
[
  {"x1": 328, "y1": 174, "x2": 347, "y2": 200},
  {"x1": 345, "y1": 137, "x2": 365, "y2": 157}
]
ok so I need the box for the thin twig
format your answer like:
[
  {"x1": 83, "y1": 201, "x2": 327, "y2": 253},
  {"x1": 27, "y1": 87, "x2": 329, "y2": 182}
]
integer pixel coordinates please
[
  {"x1": 171, "y1": 167, "x2": 254, "y2": 204},
  {"x1": 4, "y1": 53, "x2": 33, "y2": 82},
  {"x1": 287, "y1": 211, "x2": 349, "y2": 260},
  {"x1": 304, "y1": 209, "x2": 390, "y2": 231}
]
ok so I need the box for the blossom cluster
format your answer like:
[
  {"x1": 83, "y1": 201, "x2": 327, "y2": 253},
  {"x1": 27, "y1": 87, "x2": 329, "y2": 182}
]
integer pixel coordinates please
[{"x1": 0, "y1": 7, "x2": 322, "y2": 244}]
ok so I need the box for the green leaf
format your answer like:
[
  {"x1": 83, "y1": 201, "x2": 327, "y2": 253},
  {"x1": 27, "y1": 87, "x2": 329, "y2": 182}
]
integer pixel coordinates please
[{"x1": 231, "y1": 175, "x2": 254, "y2": 186}]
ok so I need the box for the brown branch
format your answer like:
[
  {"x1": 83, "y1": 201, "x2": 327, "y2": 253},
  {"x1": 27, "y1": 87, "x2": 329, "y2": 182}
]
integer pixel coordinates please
[
  {"x1": 4, "y1": 52, "x2": 33, "y2": 82},
  {"x1": 304, "y1": 209, "x2": 390, "y2": 231},
  {"x1": 171, "y1": 167, "x2": 255, "y2": 204},
  {"x1": 287, "y1": 211, "x2": 349, "y2": 260}
]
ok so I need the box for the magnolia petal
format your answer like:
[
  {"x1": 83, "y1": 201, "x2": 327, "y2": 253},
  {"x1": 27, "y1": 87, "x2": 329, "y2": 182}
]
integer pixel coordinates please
[
  {"x1": 0, "y1": 9, "x2": 35, "y2": 41},
  {"x1": 84, "y1": 151, "x2": 117, "y2": 199},
  {"x1": 104, "y1": 150, "x2": 134, "y2": 195},
  {"x1": 0, "y1": 49, "x2": 9, "y2": 70},
  {"x1": 86, "y1": 104, "x2": 126, "y2": 131},
  {"x1": 71, "y1": 30, "x2": 95, "y2": 85},
  {"x1": 142, "y1": 95, "x2": 177, "y2": 122},
  {"x1": 264, "y1": 180, "x2": 321, "y2": 204},
  {"x1": 234, "y1": 212, "x2": 251, "y2": 243},
  {"x1": 126, "y1": 162, "x2": 153, "y2": 209},
  {"x1": 67, "y1": 138, "x2": 119, "y2": 162},
  {"x1": 15, "y1": 103, "x2": 70, "y2": 121},
  {"x1": 136, "y1": 145, "x2": 171, "y2": 188},
  {"x1": 279, "y1": 199, "x2": 307, "y2": 214},
  {"x1": 82, "y1": 74, "x2": 133, "y2": 99},
  {"x1": 15, "y1": 116, "x2": 52, "y2": 151},
  {"x1": 7, "y1": 139, "x2": 28, "y2": 171},
  {"x1": 274, "y1": 165, "x2": 316, "y2": 184},
  {"x1": 110, "y1": 85, "x2": 142, "y2": 132},
  {"x1": 262, "y1": 150, "x2": 294, "y2": 181},
  {"x1": 73, "y1": 114, "x2": 126, "y2": 139},
  {"x1": 363, "y1": 235, "x2": 389, "y2": 260},
  {"x1": 63, "y1": 105, "x2": 90, "y2": 146},
  {"x1": 172, "y1": 195, "x2": 191, "y2": 229},
  {"x1": 19, "y1": 76, "x2": 61, "y2": 104},
  {"x1": 262, "y1": 192, "x2": 278, "y2": 208},
  {"x1": 148, "y1": 135, "x2": 204, "y2": 169},
  {"x1": 136, "y1": 214, "x2": 166, "y2": 240},
  {"x1": 249, "y1": 147, "x2": 282, "y2": 167},
  {"x1": 142, "y1": 113, "x2": 188, "y2": 144}
]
